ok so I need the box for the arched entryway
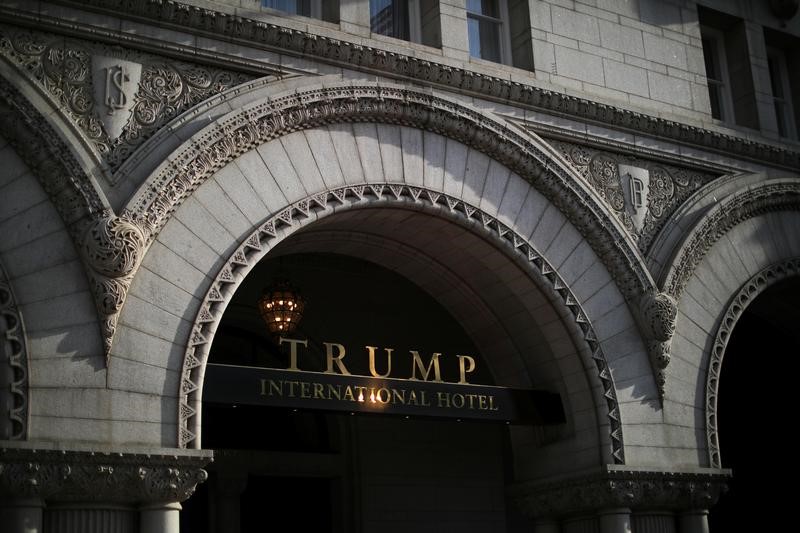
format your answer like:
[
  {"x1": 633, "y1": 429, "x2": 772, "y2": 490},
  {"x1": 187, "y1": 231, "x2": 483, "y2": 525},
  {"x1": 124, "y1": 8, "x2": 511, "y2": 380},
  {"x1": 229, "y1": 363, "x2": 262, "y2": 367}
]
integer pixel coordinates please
[
  {"x1": 709, "y1": 273, "x2": 800, "y2": 531},
  {"x1": 181, "y1": 200, "x2": 608, "y2": 532}
]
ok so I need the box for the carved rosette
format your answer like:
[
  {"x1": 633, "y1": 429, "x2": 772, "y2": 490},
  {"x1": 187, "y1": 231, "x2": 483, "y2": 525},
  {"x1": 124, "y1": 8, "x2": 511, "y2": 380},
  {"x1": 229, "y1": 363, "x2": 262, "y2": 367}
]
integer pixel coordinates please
[
  {"x1": 511, "y1": 468, "x2": 729, "y2": 520},
  {"x1": 0, "y1": 447, "x2": 211, "y2": 503},
  {"x1": 638, "y1": 291, "x2": 678, "y2": 398},
  {"x1": 80, "y1": 212, "x2": 147, "y2": 362}
]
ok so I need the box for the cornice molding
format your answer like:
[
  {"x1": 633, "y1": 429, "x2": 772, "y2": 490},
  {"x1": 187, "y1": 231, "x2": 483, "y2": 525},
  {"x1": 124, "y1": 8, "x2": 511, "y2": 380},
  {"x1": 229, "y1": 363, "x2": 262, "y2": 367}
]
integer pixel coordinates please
[
  {"x1": 27, "y1": 0, "x2": 800, "y2": 171},
  {"x1": 179, "y1": 183, "x2": 626, "y2": 465},
  {"x1": 706, "y1": 258, "x2": 800, "y2": 469},
  {"x1": 0, "y1": 447, "x2": 211, "y2": 503},
  {"x1": 0, "y1": 262, "x2": 28, "y2": 441},
  {"x1": 511, "y1": 468, "x2": 730, "y2": 518}
]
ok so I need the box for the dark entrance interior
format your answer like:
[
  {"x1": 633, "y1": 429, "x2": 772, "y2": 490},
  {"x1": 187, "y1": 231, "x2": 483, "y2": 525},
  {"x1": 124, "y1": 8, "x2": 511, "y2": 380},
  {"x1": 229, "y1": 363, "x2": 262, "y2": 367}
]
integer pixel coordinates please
[
  {"x1": 709, "y1": 276, "x2": 800, "y2": 531},
  {"x1": 184, "y1": 252, "x2": 512, "y2": 533}
]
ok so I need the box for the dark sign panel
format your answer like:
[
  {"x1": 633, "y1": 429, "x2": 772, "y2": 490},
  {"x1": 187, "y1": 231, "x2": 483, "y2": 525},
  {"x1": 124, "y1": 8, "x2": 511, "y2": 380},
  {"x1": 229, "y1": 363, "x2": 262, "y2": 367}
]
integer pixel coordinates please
[{"x1": 204, "y1": 363, "x2": 565, "y2": 425}]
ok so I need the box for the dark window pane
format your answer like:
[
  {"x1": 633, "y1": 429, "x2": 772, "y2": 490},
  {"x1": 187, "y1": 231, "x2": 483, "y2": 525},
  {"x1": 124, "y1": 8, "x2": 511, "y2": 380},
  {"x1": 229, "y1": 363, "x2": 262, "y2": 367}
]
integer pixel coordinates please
[
  {"x1": 371, "y1": 0, "x2": 410, "y2": 40},
  {"x1": 767, "y1": 55, "x2": 784, "y2": 98},
  {"x1": 262, "y1": 0, "x2": 312, "y2": 17},
  {"x1": 775, "y1": 100, "x2": 787, "y2": 137},
  {"x1": 467, "y1": 0, "x2": 499, "y2": 18},
  {"x1": 702, "y1": 36, "x2": 719, "y2": 81},
  {"x1": 708, "y1": 82, "x2": 723, "y2": 120},
  {"x1": 468, "y1": 15, "x2": 501, "y2": 62}
]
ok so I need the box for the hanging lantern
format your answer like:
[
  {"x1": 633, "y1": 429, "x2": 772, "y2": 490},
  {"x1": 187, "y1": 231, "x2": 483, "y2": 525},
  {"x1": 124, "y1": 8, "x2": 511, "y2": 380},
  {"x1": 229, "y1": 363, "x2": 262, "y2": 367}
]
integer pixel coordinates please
[{"x1": 258, "y1": 280, "x2": 305, "y2": 335}]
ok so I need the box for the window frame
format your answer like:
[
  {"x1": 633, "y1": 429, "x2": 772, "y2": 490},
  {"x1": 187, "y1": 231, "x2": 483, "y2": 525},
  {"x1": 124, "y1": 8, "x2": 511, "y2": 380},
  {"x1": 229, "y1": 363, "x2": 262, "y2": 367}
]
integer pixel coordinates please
[
  {"x1": 261, "y1": 0, "x2": 322, "y2": 20},
  {"x1": 369, "y1": 0, "x2": 424, "y2": 44},
  {"x1": 766, "y1": 46, "x2": 797, "y2": 140},
  {"x1": 700, "y1": 25, "x2": 735, "y2": 123},
  {"x1": 466, "y1": 0, "x2": 513, "y2": 65}
]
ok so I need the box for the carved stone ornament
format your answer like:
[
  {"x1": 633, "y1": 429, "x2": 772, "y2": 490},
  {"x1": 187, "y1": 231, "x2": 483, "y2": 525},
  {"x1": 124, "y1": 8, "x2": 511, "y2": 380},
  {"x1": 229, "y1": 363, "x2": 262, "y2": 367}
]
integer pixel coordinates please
[
  {"x1": 638, "y1": 291, "x2": 678, "y2": 398},
  {"x1": 0, "y1": 25, "x2": 255, "y2": 174},
  {"x1": 664, "y1": 181, "x2": 800, "y2": 299},
  {"x1": 0, "y1": 262, "x2": 28, "y2": 441},
  {"x1": 80, "y1": 211, "x2": 147, "y2": 363},
  {"x1": 0, "y1": 447, "x2": 211, "y2": 503},
  {"x1": 548, "y1": 139, "x2": 713, "y2": 253},
  {"x1": 706, "y1": 258, "x2": 800, "y2": 469},
  {"x1": 511, "y1": 467, "x2": 729, "y2": 519},
  {"x1": 179, "y1": 183, "x2": 626, "y2": 465},
  {"x1": 124, "y1": 84, "x2": 655, "y2": 311},
  {"x1": 20, "y1": 0, "x2": 799, "y2": 171}
]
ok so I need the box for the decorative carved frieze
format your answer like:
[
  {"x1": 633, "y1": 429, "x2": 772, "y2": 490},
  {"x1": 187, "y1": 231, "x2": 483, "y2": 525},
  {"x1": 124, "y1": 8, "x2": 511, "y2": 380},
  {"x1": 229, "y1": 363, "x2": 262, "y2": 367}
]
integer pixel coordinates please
[
  {"x1": 0, "y1": 447, "x2": 211, "y2": 503},
  {"x1": 511, "y1": 468, "x2": 729, "y2": 519},
  {"x1": 179, "y1": 183, "x2": 626, "y2": 465},
  {"x1": 664, "y1": 182, "x2": 800, "y2": 299},
  {"x1": 0, "y1": 25, "x2": 256, "y2": 174},
  {"x1": 706, "y1": 258, "x2": 800, "y2": 469},
  {"x1": 547, "y1": 139, "x2": 714, "y2": 253},
  {"x1": 0, "y1": 262, "x2": 28, "y2": 441},
  {"x1": 28, "y1": 0, "x2": 800, "y2": 171}
]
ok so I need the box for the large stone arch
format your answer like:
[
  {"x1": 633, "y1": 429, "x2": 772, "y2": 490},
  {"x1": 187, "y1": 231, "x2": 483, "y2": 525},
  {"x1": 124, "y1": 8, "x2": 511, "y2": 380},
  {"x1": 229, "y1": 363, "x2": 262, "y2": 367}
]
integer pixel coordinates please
[
  {"x1": 0, "y1": 133, "x2": 102, "y2": 444},
  {"x1": 113, "y1": 116, "x2": 675, "y2": 477},
  {"x1": 705, "y1": 258, "x2": 800, "y2": 469},
  {"x1": 660, "y1": 178, "x2": 800, "y2": 466}
]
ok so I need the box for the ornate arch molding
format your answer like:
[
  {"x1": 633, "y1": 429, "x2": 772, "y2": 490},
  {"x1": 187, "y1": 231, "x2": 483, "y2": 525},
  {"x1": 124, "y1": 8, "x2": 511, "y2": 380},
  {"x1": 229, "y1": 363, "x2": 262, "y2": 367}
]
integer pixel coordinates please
[
  {"x1": 125, "y1": 84, "x2": 653, "y2": 299},
  {"x1": 0, "y1": 73, "x2": 148, "y2": 362},
  {"x1": 126, "y1": 82, "x2": 679, "y2": 400},
  {"x1": 179, "y1": 183, "x2": 626, "y2": 464},
  {"x1": 0, "y1": 261, "x2": 28, "y2": 440},
  {"x1": 663, "y1": 180, "x2": 800, "y2": 299},
  {"x1": 706, "y1": 258, "x2": 800, "y2": 468}
]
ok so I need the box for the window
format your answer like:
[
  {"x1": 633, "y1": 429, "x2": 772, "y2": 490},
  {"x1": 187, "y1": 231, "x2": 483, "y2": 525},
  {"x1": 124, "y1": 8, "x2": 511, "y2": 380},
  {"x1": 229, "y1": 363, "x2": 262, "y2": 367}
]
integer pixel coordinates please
[
  {"x1": 698, "y1": 7, "x2": 758, "y2": 129},
  {"x1": 261, "y1": 0, "x2": 339, "y2": 23},
  {"x1": 466, "y1": 0, "x2": 510, "y2": 64},
  {"x1": 764, "y1": 28, "x2": 800, "y2": 140},
  {"x1": 369, "y1": 1, "x2": 440, "y2": 47},
  {"x1": 701, "y1": 26, "x2": 734, "y2": 122}
]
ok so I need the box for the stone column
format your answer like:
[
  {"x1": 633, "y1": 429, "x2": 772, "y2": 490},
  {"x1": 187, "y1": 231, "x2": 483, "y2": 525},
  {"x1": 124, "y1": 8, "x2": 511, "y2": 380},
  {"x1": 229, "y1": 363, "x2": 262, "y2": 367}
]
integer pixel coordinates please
[
  {"x1": 598, "y1": 508, "x2": 631, "y2": 533},
  {"x1": 44, "y1": 503, "x2": 135, "y2": 533},
  {"x1": 0, "y1": 498, "x2": 44, "y2": 533},
  {"x1": 679, "y1": 510, "x2": 709, "y2": 533},
  {"x1": 0, "y1": 444, "x2": 211, "y2": 533},
  {"x1": 212, "y1": 473, "x2": 248, "y2": 533},
  {"x1": 140, "y1": 502, "x2": 182, "y2": 533}
]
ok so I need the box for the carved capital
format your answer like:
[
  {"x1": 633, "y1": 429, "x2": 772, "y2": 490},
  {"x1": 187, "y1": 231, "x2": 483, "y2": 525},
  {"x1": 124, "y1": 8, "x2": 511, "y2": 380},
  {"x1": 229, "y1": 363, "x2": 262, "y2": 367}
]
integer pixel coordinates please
[
  {"x1": 0, "y1": 447, "x2": 211, "y2": 503},
  {"x1": 511, "y1": 468, "x2": 729, "y2": 520}
]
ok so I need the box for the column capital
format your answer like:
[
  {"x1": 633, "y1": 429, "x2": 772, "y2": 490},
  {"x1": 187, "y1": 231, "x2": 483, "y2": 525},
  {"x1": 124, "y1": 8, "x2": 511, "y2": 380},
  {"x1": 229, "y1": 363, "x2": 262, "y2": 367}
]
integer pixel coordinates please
[
  {"x1": 509, "y1": 466, "x2": 729, "y2": 520},
  {"x1": 0, "y1": 444, "x2": 212, "y2": 504}
]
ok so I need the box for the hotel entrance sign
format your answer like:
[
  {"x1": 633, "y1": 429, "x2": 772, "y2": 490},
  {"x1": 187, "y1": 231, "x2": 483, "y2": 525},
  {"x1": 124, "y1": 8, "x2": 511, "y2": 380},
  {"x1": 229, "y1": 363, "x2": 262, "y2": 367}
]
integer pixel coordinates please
[{"x1": 204, "y1": 337, "x2": 565, "y2": 425}]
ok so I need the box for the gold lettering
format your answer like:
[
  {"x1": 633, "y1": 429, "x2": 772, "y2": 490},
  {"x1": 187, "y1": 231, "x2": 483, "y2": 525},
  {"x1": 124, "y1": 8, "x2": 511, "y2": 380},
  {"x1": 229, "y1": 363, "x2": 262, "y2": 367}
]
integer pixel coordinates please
[
  {"x1": 354, "y1": 386, "x2": 367, "y2": 402},
  {"x1": 488, "y1": 395, "x2": 499, "y2": 411},
  {"x1": 409, "y1": 351, "x2": 443, "y2": 382},
  {"x1": 279, "y1": 337, "x2": 308, "y2": 371},
  {"x1": 327, "y1": 384, "x2": 342, "y2": 400},
  {"x1": 437, "y1": 391, "x2": 451, "y2": 408},
  {"x1": 260, "y1": 379, "x2": 283, "y2": 397},
  {"x1": 376, "y1": 388, "x2": 391, "y2": 404},
  {"x1": 366, "y1": 345, "x2": 393, "y2": 378},
  {"x1": 457, "y1": 355, "x2": 476, "y2": 384},
  {"x1": 478, "y1": 395, "x2": 489, "y2": 410},
  {"x1": 391, "y1": 389, "x2": 406, "y2": 405},
  {"x1": 452, "y1": 393, "x2": 465, "y2": 408},
  {"x1": 466, "y1": 394, "x2": 477, "y2": 409},
  {"x1": 421, "y1": 390, "x2": 431, "y2": 406},
  {"x1": 324, "y1": 342, "x2": 351, "y2": 375},
  {"x1": 300, "y1": 381, "x2": 311, "y2": 399},
  {"x1": 287, "y1": 381, "x2": 299, "y2": 397},
  {"x1": 407, "y1": 390, "x2": 420, "y2": 406},
  {"x1": 343, "y1": 386, "x2": 355, "y2": 402},
  {"x1": 313, "y1": 382, "x2": 325, "y2": 400}
]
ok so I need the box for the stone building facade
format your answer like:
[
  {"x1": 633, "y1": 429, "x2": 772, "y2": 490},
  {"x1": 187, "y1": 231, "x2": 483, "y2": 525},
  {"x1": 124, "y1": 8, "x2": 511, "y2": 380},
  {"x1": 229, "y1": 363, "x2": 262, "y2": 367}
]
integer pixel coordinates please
[{"x1": 0, "y1": 0, "x2": 798, "y2": 532}]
